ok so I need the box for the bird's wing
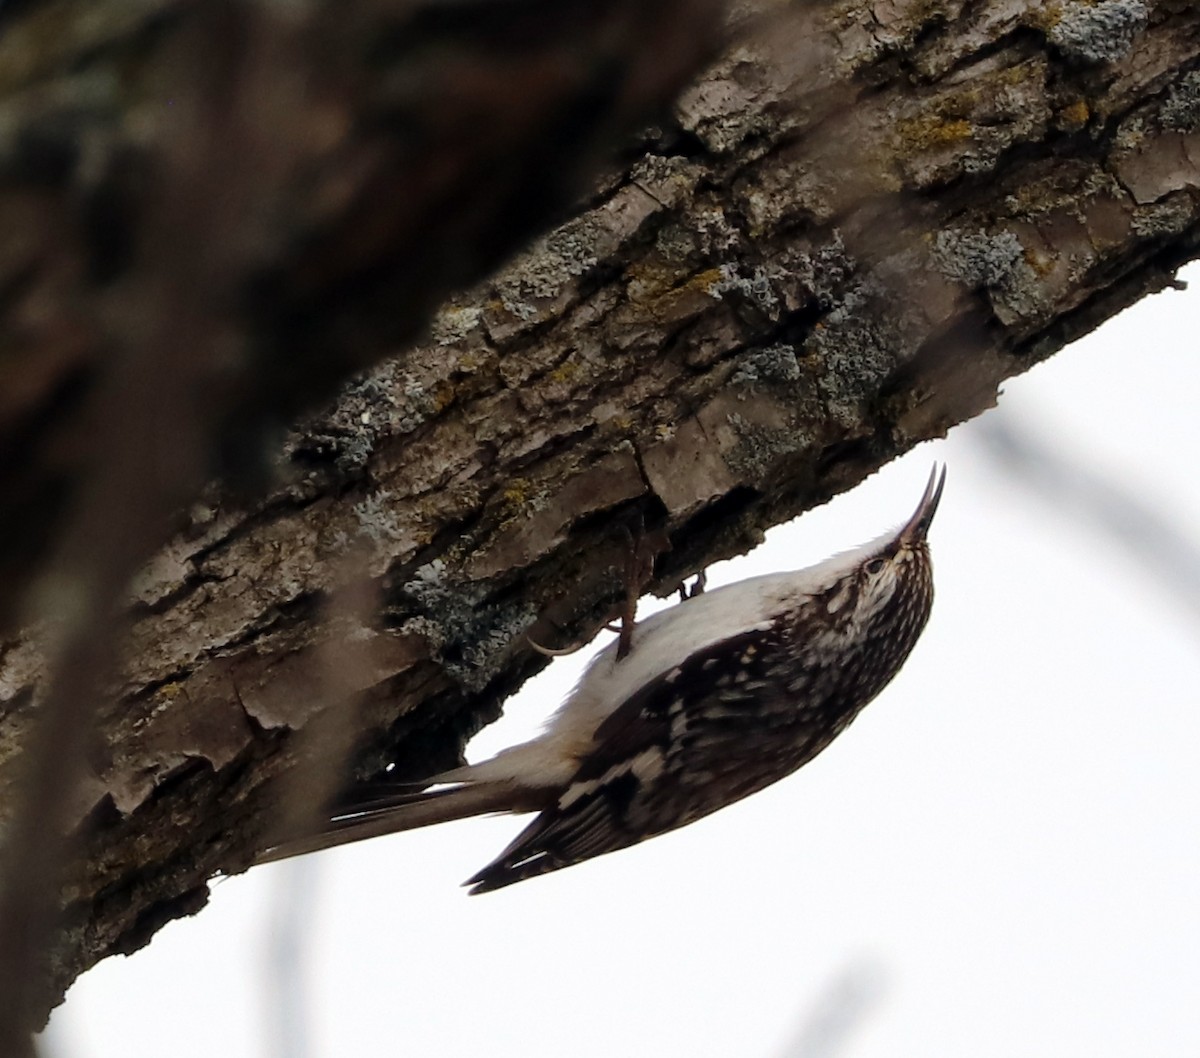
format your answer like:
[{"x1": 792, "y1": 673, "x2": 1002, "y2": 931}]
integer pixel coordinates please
[{"x1": 465, "y1": 625, "x2": 791, "y2": 893}]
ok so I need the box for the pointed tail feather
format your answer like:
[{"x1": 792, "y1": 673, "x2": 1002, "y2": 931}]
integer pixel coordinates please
[
  {"x1": 255, "y1": 782, "x2": 541, "y2": 866},
  {"x1": 466, "y1": 851, "x2": 566, "y2": 895}
]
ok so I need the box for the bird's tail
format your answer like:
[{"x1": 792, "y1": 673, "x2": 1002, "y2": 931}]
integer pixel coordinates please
[{"x1": 254, "y1": 781, "x2": 544, "y2": 866}]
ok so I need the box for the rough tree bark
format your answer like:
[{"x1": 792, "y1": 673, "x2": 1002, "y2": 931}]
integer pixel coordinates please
[
  {"x1": 2, "y1": 0, "x2": 1199, "y2": 1030},
  {"x1": 0, "y1": 0, "x2": 728, "y2": 1040}
]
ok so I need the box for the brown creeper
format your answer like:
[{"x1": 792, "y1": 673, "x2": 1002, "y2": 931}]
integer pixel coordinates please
[{"x1": 258, "y1": 466, "x2": 945, "y2": 892}]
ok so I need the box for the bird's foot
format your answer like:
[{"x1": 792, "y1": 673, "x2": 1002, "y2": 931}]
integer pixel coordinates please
[
  {"x1": 614, "y1": 520, "x2": 670, "y2": 661},
  {"x1": 527, "y1": 517, "x2": 670, "y2": 662}
]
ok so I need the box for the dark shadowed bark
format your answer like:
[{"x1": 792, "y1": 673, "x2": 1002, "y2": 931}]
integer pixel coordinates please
[{"x1": 1, "y1": 0, "x2": 1198, "y2": 1038}]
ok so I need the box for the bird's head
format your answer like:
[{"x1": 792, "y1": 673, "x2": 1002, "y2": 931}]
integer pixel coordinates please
[{"x1": 810, "y1": 465, "x2": 945, "y2": 645}]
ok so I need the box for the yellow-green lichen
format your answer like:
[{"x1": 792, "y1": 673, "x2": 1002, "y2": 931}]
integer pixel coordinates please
[
  {"x1": 430, "y1": 380, "x2": 457, "y2": 414},
  {"x1": 156, "y1": 680, "x2": 185, "y2": 703},
  {"x1": 998, "y1": 63, "x2": 1040, "y2": 88},
  {"x1": 489, "y1": 475, "x2": 551, "y2": 536},
  {"x1": 500, "y1": 478, "x2": 533, "y2": 510},
  {"x1": 688, "y1": 267, "x2": 727, "y2": 295},
  {"x1": 1025, "y1": 3, "x2": 1065, "y2": 34},
  {"x1": 624, "y1": 259, "x2": 690, "y2": 303},
  {"x1": 1060, "y1": 99, "x2": 1091, "y2": 128},
  {"x1": 547, "y1": 360, "x2": 581, "y2": 385},
  {"x1": 896, "y1": 115, "x2": 973, "y2": 152}
]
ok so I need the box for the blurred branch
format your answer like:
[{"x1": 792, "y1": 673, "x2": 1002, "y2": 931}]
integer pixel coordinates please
[
  {"x1": 777, "y1": 960, "x2": 886, "y2": 1058},
  {"x1": 262, "y1": 859, "x2": 319, "y2": 1058},
  {"x1": 0, "y1": 0, "x2": 729, "y2": 631},
  {"x1": 0, "y1": 0, "x2": 727, "y2": 1041},
  {"x1": 0, "y1": 9, "x2": 297, "y2": 1044},
  {"x1": 975, "y1": 413, "x2": 1200, "y2": 621}
]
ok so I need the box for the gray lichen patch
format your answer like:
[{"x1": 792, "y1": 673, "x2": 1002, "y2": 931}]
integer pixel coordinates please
[
  {"x1": 692, "y1": 205, "x2": 744, "y2": 258},
  {"x1": 289, "y1": 363, "x2": 439, "y2": 478},
  {"x1": 650, "y1": 220, "x2": 705, "y2": 268},
  {"x1": 785, "y1": 232, "x2": 856, "y2": 306},
  {"x1": 1131, "y1": 195, "x2": 1196, "y2": 237},
  {"x1": 490, "y1": 183, "x2": 664, "y2": 333},
  {"x1": 353, "y1": 489, "x2": 409, "y2": 548},
  {"x1": 732, "y1": 344, "x2": 802, "y2": 387},
  {"x1": 1046, "y1": 1, "x2": 1149, "y2": 64},
  {"x1": 724, "y1": 412, "x2": 808, "y2": 483},
  {"x1": 398, "y1": 559, "x2": 536, "y2": 692},
  {"x1": 707, "y1": 261, "x2": 791, "y2": 317},
  {"x1": 496, "y1": 222, "x2": 601, "y2": 319},
  {"x1": 429, "y1": 303, "x2": 484, "y2": 346},
  {"x1": 634, "y1": 205, "x2": 741, "y2": 290},
  {"x1": 1160, "y1": 70, "x2": 1200, "y2": 133},
  {"x1": 931, "y1": 228, "x2": 1024, "y2": 288},
  {"x1": 930, "y1": 226, "x2": 1049, "y2": 324},
  {"x1": 803, "y1": 279, "x2": 905, "y2": 427}
]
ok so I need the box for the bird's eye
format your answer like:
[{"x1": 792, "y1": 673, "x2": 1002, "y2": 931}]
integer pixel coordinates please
[{"x1": 864, "y1": 557, "x2": 886, "y2": 575}]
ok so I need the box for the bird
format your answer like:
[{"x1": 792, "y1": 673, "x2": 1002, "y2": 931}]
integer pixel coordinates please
[{"x1": 257, "y1": 465, "x2": 945, "y2": 893}]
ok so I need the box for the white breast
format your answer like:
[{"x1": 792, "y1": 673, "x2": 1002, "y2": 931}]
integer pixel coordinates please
[{"x1": 449, "y1": 530, "x2": 892, "y2": 790}]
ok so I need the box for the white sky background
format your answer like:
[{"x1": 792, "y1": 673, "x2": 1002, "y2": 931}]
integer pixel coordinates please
[{"x1": 46, "y1": 264, "x2": 1200, "y2": 1058}]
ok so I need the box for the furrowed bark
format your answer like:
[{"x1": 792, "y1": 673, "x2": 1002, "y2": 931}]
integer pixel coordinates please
[{"x1": 1, "y1": 0, "x2": 1198, "y2": 1026}]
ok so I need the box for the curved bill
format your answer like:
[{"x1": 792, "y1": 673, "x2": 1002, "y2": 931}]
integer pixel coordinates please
[{"x1": 900, "y1": 464, "x2": 946, "y2": 542}]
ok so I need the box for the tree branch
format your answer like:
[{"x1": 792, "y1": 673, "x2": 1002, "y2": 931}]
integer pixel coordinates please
[{"x1": 1, "y1": 0, "x2": 1198, "y2": 1030}]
